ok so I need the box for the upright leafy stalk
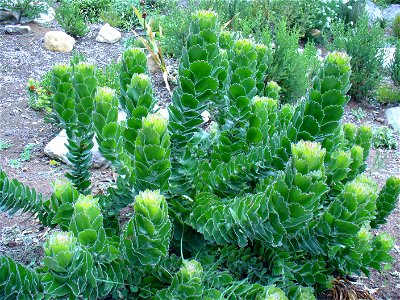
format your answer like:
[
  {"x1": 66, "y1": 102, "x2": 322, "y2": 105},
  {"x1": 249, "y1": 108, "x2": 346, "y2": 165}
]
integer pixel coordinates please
[
  {"x1": 122, "y1": 190, "x2": 171, "y2": 266},
  {"x1": 135, "y1": 112, "x2": 171, "y2": 192},
  {"x1": 51, "y1": 63, "x2": 98, "y2": 194},
  {"x1": 168, "y1": 10, "x2": 228, "y2": 196}
]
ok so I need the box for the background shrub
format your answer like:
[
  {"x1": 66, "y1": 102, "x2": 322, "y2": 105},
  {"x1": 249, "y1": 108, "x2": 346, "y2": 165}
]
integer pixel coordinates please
[
  {"x1": 75, "y1": 0, "x2": 112, "y2": 23},
  {"x1": 390, "y1": 43, "x2": 400, "y2": 86},
  {"x1": 55, "y1": 0, "x2": 89, "y2": 37},
  {"x1": 266, "y1": 21, "x2": 319, "y2": 102},
  {"x1": 100, "y1": 0, "x2": 140, "y2": 31},
  {"x1": 328, "y1": 16, "x2": 386, "y2": 102},
  {"x1": 393, "y1": 14, "x2": 400, "y2": 38}
]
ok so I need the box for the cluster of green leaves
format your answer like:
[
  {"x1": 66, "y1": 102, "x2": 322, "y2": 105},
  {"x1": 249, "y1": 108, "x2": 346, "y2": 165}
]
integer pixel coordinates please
[
  {"x1": 7, "y1": 143, "x2": 36, "y2": 169},
  {"x1": 376, "y1": 83, "x2": 400, "y2": 103},
  {"x1": 327, "y1": 16, "x2": 386, "y2": 102},
  {"x1": 0, "y1": 140, "x2": 12, "y2": 151},
  {"x1": 1, "y1": 10, "x2": 400, "y2": 300},
  {"x1": 372, "y1": 126, "x2": 398, "y2": 149}
]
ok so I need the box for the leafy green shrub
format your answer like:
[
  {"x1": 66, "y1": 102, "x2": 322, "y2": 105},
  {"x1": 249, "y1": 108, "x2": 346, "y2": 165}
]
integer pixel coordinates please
[
  {"x1": 74, "y1": 0, "x2": 111, "y2": 23},
  {"x1": 100, "y1": 0, "x2": 140, "y2": 31},
  {"x1": 376, "y1": 83, "x2": 400, "y2": 103},
  {"x1": 0, "y1": 0, "x2": 47, "y2": 23},
  {"x1": 390, "y1": 43, "x2": 400, "y2": 85},
  {"x1": 1, "y1": 11, "x2": 400, "y2": 299},
  {"x1": 393, "y1": 14, "x2": 400, "y2": 38},
  {"x1": 328, "y1": 17, "x2": 386, "y2": 102},
  {"x1": 372, "y1": 126, "x2": 398, "y2": 149},
  {"x1": 269, "y1": 0, "x2": 366, "y2": 37},
  {"x1": 55, "y1": 0, "x2": 89, "y2": 37},
  {"x1": 267, "y1": 21, "x2": 318, "y2": 102}
]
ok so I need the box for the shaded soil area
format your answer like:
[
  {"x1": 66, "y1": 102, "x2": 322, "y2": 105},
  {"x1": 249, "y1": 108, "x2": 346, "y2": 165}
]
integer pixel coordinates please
[{"x1": 0, "y1": 23, "x2": 399, "y2": 299}]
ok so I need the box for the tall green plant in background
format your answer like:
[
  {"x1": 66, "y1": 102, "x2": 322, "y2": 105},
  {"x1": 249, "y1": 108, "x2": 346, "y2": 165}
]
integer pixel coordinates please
[
  {"x1": 55, "y1": 0, "x2": 89, "y2": 37},
  {"x1": 328, "y1": 16, "x2": 386, "y2": 102},
  {"x1": 1, "y1": 10, "x2": 400, "y2": 300},
  {"x1": 267, "y1": 21, "x2": 318, "y2": 102}
]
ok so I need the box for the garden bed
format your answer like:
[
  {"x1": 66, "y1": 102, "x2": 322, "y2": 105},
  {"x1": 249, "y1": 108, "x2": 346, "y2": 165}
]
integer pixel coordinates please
[{"x1": 0, "y1": 16, "x2": 400, "y2": 300}]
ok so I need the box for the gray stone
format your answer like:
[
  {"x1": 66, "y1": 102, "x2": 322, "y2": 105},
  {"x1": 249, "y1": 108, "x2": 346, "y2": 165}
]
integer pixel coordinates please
[
  {"x1": 385, "y1": 107, "x2": 400, "y2": 132},
  {"x1": 96, "y1": 23, "x2": 121, "y2": 43},
  {"x1": 0, "y1": 9, "x2": 17, "y2": 25},
  {"x1": 5, "y1": 24, "x2": 31, "y2": 35},
  {"x1": 365, "y1": 0, "x2": 383, "y2": 23},
  {"x1": 383, "y1": 5, "x2": 400, "y2": 23},
  {"x1": 44, "y1": 130, "x2": 110, "y2": 169}
]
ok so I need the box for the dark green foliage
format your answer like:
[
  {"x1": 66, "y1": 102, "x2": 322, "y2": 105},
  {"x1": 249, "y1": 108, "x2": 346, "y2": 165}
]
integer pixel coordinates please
[
  {"x1": 0, "y1": 256, "x2": 42, "y2": 299},
  {"x1": 393, "y1": 14, "x2": 400, "y2": 38},
  {"x1": 73, "y1": 0, "x2": 111, "y2": 23},
  {"x1": 328, "y1": 17, "x2": 386, "y2": 102},
  {"x1": 372, "y1": 176, "x2": 400, "y2": 228},
  {"x1": 0, "y1": 169, "x2": 51, "y2": 225}
]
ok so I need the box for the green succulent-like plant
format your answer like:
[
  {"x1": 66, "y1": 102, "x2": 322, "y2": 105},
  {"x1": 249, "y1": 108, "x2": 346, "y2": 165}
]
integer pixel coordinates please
[
  {"x1": 41, "y1": 231, "x2": 97, "y2": 299},
  {"x1": 0, "y1": 10, "x2": 399, "y2": 300},
  {"x1": 122, "y1": 190, "x2": 171, "y2": 266},
  {"x1": 51, "y1": 62, "x2": 98, "y2": 194}
]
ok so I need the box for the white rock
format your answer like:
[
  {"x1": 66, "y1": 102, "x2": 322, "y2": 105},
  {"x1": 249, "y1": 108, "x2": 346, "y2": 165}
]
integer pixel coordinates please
[
  {"x1": 365, "y1": 0, "x2": 383, "y2": 23},
  {"x1": 383, "y1": 5, "x2": 400, "y2": 23},
  {"x1": 382, "y1": 47, "x2": 396, "y2": 69},
  {"x1": 96, "y1": 23, "x2": 121, "y2": 43},
  {"x1": 33, "y1": 6, "x2": 55, "y2": 25},
  {"x1": 5, "y1": 24, "x2": 31, "y2": 34},
  {"x1": 201, "y1": 110, "x2": 210, "y2": 123},
  {"x1": 44, "y1": 130, "x2": 110, "y2": 169},
  {"x1": 44, "y1": 31, "x2": 75, "y2": 52},
  {"x1": 385, "y1": 107, "x2": 400, "y2": 132}
]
